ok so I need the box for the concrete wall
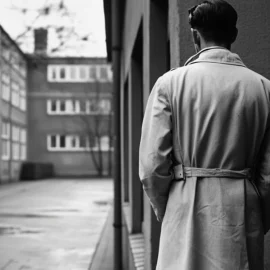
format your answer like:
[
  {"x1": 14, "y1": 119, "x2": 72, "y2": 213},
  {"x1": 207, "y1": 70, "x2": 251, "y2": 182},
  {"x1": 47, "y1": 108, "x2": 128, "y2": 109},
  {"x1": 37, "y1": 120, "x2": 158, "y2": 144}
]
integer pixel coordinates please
[{"x1": 120, "y1": 0, "x2": 270, "y2": 269}]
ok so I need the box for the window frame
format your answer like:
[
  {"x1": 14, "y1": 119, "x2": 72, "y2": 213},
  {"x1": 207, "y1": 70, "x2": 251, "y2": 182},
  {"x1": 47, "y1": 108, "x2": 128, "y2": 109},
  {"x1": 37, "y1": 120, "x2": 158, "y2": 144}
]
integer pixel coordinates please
[{"x1": 47, "y1": 134, "x2": 112, "y2": 152}]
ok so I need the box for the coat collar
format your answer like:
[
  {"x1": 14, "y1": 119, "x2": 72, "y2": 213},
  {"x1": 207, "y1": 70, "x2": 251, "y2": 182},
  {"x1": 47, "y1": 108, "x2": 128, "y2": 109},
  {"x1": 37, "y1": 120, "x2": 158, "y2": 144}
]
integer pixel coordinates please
[{"x1": 184, "y1": 46, "x2": 246, "y2": 68}]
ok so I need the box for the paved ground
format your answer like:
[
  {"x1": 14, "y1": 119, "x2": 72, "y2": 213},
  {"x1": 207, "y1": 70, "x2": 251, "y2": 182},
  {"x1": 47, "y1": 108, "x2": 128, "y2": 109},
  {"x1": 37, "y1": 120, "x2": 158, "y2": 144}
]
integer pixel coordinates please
[{"x1": 0, "y1": 178, "x2": 113, "y2": 270}]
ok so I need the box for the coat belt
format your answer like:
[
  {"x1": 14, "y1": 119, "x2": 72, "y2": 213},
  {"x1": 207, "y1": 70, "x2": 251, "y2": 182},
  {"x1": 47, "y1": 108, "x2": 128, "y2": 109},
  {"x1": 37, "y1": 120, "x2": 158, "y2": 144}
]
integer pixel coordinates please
[{"x1": 173, "y1": 164, "x2": 252, "y2": 180}]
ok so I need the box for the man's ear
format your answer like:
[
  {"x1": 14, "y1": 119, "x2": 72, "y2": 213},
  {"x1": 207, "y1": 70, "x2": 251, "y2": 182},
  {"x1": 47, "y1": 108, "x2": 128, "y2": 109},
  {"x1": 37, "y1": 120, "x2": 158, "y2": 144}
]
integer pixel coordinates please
[{"x1": 191, "y1": 28, "x2": 201, "y2": 52}]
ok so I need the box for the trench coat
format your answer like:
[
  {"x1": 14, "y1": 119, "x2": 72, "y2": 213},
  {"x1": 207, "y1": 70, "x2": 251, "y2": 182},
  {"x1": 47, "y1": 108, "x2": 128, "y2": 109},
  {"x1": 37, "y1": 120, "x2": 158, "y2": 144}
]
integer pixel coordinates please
[{"x1": 139, "y1": 47, "x2": 270, "y2": 270}]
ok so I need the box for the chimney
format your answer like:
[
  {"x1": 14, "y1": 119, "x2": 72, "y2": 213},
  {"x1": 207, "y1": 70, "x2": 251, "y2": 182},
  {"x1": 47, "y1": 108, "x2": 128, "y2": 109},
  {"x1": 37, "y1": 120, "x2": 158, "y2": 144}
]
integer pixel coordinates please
[{"x1": 34, "y1": 28, "x2": 48, "y2": 54}]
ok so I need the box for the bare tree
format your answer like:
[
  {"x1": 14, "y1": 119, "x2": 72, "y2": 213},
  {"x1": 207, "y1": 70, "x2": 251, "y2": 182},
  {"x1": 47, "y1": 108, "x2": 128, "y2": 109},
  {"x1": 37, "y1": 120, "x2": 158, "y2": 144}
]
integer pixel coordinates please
[
  {"x1": 8, "y1": 0, "x2": 93, "y2": 55},
  {"x1": 77, "y1": 83, "x2": 113, "y2": 177}
]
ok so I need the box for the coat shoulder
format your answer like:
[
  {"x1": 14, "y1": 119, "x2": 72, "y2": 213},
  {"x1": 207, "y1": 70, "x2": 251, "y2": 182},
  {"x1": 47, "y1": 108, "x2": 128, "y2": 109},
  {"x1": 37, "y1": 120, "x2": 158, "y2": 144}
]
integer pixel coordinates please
[{"x1": 160, "y1": 66, "x2": 189, "y2": 80}]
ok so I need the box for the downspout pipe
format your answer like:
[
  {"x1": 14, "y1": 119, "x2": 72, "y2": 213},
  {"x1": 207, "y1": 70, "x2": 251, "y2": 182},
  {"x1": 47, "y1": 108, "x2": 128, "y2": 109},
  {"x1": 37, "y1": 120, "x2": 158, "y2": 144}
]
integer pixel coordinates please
[{"x1": 111, "y1": 0, "x2": 122, "y2": 269}]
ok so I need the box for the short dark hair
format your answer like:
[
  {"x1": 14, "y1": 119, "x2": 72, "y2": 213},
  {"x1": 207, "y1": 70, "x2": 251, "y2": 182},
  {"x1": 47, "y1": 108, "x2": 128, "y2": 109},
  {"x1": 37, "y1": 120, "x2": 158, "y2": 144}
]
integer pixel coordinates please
[{"x1": 189, "y1": 0, "x2": 238, "y2": 44}]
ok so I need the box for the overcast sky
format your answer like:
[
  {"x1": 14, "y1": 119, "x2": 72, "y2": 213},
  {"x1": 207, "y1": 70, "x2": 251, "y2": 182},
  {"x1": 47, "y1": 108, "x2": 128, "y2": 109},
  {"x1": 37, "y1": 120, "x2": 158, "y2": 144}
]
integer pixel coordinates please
[{"x1": 0, "y1": 0, "x2": 107, "y2": 57}]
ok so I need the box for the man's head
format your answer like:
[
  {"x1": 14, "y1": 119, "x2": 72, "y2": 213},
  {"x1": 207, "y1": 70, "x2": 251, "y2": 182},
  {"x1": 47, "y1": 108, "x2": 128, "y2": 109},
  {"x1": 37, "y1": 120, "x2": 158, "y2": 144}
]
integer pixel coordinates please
[{"x1": 189, "y1": 0, "x2": 238, "y2": 52}]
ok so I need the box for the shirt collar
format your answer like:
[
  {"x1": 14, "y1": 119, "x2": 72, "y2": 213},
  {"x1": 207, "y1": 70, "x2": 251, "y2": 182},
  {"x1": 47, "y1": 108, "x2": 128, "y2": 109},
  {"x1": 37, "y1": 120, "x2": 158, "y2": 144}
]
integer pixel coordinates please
[{"x1": 184, "y1": 46, "x2": 246, "y2": 68}]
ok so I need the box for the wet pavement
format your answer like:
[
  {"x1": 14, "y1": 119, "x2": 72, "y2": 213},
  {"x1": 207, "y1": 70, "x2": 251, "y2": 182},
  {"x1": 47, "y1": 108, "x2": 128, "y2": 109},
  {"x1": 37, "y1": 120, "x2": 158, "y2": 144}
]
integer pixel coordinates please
[{"x1": 0, "y1": 178, "x2": 113, "y2": 270}]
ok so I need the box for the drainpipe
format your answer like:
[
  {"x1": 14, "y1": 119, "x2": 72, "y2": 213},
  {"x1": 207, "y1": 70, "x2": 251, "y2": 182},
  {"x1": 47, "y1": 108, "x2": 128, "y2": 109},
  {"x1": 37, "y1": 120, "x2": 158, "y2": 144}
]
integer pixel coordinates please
[{"x1": 111, "y1": 0, "x2": 122, "y2": 269}]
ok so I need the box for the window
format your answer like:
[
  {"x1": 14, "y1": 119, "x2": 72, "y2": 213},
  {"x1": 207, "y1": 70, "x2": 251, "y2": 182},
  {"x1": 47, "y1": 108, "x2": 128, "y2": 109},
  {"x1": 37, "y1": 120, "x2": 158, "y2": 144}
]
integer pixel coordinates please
[
  {"x1": 59, "y1": 135, "x2": 66, "y2": 148},
  {"x1": 89, "y1": 66, "x2": 97, "y2": 80},
  {"x1": 79, "y1": 66, "x2": 87, "y2": 79},
  {"x1": 2, "y1": 122, "x2": 10, "y2": 139},
  {"x1": 2, "y1": 121, "x2": 10, "y2": 160},
  {"x1": 47, "y1": 99, "x2": 80, "y2": 115},
  {"x1": 89, "y1": 100, "x2": 99, "y2": 113},
  {"x1": 20, "y1": 144, "x2": 26, "y2": 160},
  {"x1": 11, "y1": 82, "x2": 20, "y2": 107},
  {"x1": 99, "y1": 66, "x2": 108, "y2": 81},
  {"x1": 47, "y1": 135, "x2": 110, "y2": 152},
  {"x1": 12, "y1": 142, "x2": 20, "y2": 160},
  {"x1": 11, "y1": 53, "x2": 20, "y2": 71},
  {"x1": 19, "y1": 62, "x2": 27, "y2": 78},
  {"x1": 52, "y1": 67, "x2": 57, "y2": 79},
  {"x1": 9, "y1": 125, "x2": 22, "y2": 161},
  {"x1": 47, "y1": 65, "x2": 112, "y2": 82},
  {"x1": 99, "y1": 99, "x2": 111, "y2": 114},
  {"x1": 50, "y1": 135, "x2": 57, "y2": 148},
  {"x1": 20, "y1": 129, "x2": 27, "y2": 143},
  {"x1": 19, "y1": 128, "x2": 27, "y2": 160},
  {"x1": 20, "y1": 89, "x2": 26, "y2": 111},
  {"x1": 12, "y1": 126, "x2": 20, "y2": 142},
  {"x1": 47, "y1": 65, "x2": 58, "y2": 81},
  {"x1": 79, "y1": 100, "x2": 87, "y2": 114},
  {"x1": 2, "y1": 140, "x2": 10, "y2": 160},
  {"x1": 19, "y1": 96, "x2": 26, "y2": 111},
  {"x1": 100, "y1": 136, "x2": 110, "y2": 151},
  {"x1": 2, "y1": 84, "x2": 10, "y2": 101},
  {"x1": 47, "y1": 100, "x2": 57, "y2": 114},
  {"x1": 47, "y1": 99, "x2": 111, "y2": 115},
  {"x1": 79, "y1": 135, "x2": 87, "y2": 148},
  {"x1": 2, "y1": 73, "x2": 10, "y2": 101},
  {"x1": 60, "y1": 67, "x2": 66, "y2": 79},
  {"x1": 70, "y1": 66, "x2": 76, "y2": 79},
  {"x1": 66, "y1": 100, "x2": 79, "y2": 114}
]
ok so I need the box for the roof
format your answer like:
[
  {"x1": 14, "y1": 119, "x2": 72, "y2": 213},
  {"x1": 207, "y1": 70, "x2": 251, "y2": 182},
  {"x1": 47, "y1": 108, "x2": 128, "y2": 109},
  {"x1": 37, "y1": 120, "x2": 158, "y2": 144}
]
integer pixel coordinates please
[
  {"x1": 26, "y1": 54, "x2": 109, "y2": 65},
  {"x1": 0, "y1": 25, "x2": 27, "y2": 60}
]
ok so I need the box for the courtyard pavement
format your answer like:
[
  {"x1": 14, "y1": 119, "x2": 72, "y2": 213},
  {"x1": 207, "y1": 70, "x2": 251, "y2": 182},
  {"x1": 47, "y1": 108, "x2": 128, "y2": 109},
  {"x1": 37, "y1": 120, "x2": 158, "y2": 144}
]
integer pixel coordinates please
[{"x1": 0, "y1": 178, "x2": 113, "y2": 270}]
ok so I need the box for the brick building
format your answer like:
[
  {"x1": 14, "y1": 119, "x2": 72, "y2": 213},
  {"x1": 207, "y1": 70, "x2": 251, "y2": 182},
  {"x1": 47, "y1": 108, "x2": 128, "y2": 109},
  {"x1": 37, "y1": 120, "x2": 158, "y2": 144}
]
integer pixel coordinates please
[
  {"x1": 27, "y1": 30, "x2": 113, "y2": 177},
  {"x1": 104, "y1": 0, "x2": 270, "y2": 269},
  {"x1": 0, "y1": 26, "x2": 113, "y2": 181},
  {"x1": 0, "y1": 26, "x2": 28, "y2": 183}
]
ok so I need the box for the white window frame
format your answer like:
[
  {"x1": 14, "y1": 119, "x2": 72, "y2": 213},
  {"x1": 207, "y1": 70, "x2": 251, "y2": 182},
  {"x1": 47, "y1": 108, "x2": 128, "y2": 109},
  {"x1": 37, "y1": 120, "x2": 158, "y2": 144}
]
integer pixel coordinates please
[
  {"x1": 47, "y1": 134, "x2": 111, "y2": 152},
  {"x1": 47, "y1": 99, "x2": 81, "y2": 115},
  {"x1": 19, "y1": 95, "x2": 26, "y2": 111},
  {"x1": 47, "y1": 65, "x2": 112, "y2": 83},
  {"x1": 69, "y1": 66, "x2": 77, "y2": 80},
  {"x1": 2, "y1": 121, "x2": 11, "y2": 160},
  {"x1": 99, "y1": 98, "x2": 111, "y2": 115},
  {"x1": 2, "y1": 122, "x2": 10, "y2": 139},
  {"x1": 12, "y1": 142, "x2": 20, "y2": 161},
  {"x1": 11, "y1": 81, "x2": 20, "y2": 107},
  {"x1": 88, "y1": 66, "x2": 97, "y2": 82},
  {"x1": 47, "y1": 100, "x2": 57, "y2": 114},
  {"x1": 2, "y1": 73, "x2": 10, "y2": 101},
  {"x1": 20, "y1": 128, "x2": 27, "y2": 143},
  {"x1": 20, "y1": 144, "x2": 27, "y2": 160},
  {"x1": 2, "y1": 140, "x2": 10, "y2": 160},
  {"x1": 12, "y1": 125, "x2": 20, "y2": 142},
  {"x1": 98, "y1": 65, "x2": 109, "y2": 82}
]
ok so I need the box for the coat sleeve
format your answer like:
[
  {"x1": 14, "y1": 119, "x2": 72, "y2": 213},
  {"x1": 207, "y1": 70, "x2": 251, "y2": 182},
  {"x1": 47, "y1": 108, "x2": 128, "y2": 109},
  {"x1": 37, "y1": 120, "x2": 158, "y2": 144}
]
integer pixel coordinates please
[
  {"x1": 256, "y1": 122, "x2": 270, "y2": 234},
  {"x1": 139, "y1": 76, "x2": 174, "y2": 222}
]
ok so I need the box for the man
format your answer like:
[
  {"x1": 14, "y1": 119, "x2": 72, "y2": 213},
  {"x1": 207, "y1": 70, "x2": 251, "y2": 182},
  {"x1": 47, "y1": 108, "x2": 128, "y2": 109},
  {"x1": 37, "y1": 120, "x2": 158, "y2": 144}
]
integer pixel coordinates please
[{"x1": 139, "y1": 1, "x2": 270, "y2": 269}]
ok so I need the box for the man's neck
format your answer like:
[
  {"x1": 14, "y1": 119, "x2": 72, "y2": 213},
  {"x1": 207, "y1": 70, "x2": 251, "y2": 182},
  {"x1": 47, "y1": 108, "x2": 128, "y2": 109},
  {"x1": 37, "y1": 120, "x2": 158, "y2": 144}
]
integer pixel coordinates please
[{"x1": 200, "y1": 40, "x2": 230, "y2": 51}]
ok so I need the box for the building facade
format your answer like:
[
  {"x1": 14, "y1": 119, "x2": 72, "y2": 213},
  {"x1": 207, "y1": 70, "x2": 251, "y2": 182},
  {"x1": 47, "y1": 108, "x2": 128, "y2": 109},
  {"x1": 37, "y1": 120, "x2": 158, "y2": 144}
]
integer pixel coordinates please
[
  {"x1": 104, "y1": 0, "x2": 270, "y2": 269},
  {"x1": 27, "y1": 55, "x2": 113, "y2": 177},
  {"x1": 0, "y1": 26, "x2": 28, "y2": 183}
]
